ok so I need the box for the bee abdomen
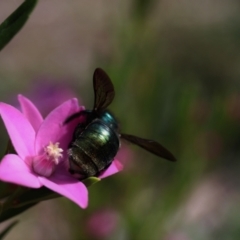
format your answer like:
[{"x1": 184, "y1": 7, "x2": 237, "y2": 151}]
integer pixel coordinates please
[{"x1": 70, "y1": 119, "x2": 120, "y2": 176}]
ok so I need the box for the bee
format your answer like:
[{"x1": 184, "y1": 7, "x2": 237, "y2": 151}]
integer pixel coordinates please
[{"x1": 65, "y1": 68, "x2": 176, "y2": 179}]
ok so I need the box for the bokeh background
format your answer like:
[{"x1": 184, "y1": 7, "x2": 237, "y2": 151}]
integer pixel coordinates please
[{"x1": 1, "y1": 0, "x2": 240, "y2": 239}]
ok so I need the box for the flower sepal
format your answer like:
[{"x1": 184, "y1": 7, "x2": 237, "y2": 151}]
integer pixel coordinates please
[{"x1": 82, "y1": 177, "x2": 101, "y2": 187}]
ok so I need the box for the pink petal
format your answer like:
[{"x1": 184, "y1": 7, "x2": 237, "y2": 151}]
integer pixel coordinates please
[
  {"x1": 0, "y1": 102, "x2": 35, "y2": 159},
  {"x1": 32, "y1": 155, "x2": 57, "y2": 177},
  {"x1": 39, "y1": 173, "x2": 88, "y2": 208},
  {"x1": 35, "y1": 98, "x2": 84, "y2": 155},
  {"x1": 99, "y1": 159, "x2": 123, "y2": 179},
  {"x1": 0, "y1": 154, "x2": 41, "y2": 188},
  {"x1": 18, "y1": 94, "x2": 43, "y2": 132}
]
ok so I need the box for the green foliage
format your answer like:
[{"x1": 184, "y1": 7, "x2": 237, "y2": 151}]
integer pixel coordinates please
[
  {"x1": 0, "y1": 220, "x2": 18, "y2": 239},
  {"x1": 0, "y1": 0, "x2": 38, "y2": 51},
  {"x1": 0, "y1": 203, "x2": 36, "y2": 224}
]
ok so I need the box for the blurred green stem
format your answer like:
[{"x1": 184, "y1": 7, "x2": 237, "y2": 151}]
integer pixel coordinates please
[
  {"x1": 1, "y1": 187, "x2": 25, "y2": 211},
  {"x1": 12, "y1": 192, "x2": 59, "y2": 209}
]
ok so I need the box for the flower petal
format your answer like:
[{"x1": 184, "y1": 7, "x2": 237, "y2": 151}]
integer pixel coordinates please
[
  {"x1": 39, "y1": 173, "x2": 88, "y2": 208},
  {"x1": 32, "y1": 155, "x2": 57, "y2": 177},
  {"x1": 18, "y1": 94, "x2": 43, "y2": 132},
  {"x1": 35, "y1": 98, "x2": 84, "y2": 155},
  {"x1": 99, "y1": 160, "x2": 123, "y2": 179},
  {"x1": 0, "y1": 102, "x2": 35, "y2": 158},
  {"x1": 0, "y1": 154, "x2": 41, "y2": 188}
]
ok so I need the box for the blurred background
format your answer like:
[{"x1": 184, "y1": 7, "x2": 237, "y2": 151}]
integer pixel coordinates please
[{"x1": 1, "y1": 0, "x2": 240, "y2": 239}]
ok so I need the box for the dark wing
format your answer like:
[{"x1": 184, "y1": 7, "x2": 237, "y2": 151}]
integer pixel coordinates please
[
  {"x1": 121, "y1": 133, "x2": 176, "y2": 161},
  {"x1": 93, "y1": 68, "x2": 115, "y2": 111}
]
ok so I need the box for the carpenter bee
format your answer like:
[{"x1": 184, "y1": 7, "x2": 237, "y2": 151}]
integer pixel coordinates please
[{"x1": 65, "y1": 68, "x2": 176, "y2": 179}]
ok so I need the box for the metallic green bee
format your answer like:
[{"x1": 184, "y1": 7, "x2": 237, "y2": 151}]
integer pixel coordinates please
[{"x1": 65, "y1": 68, "x2": 176, "y2": 179}]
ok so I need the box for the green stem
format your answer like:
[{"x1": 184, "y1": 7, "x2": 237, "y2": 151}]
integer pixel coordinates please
[
  {"x1": 1, "y1": 187, "x2": 26, "y2": 212},
  {"x1": 12, "y1": 192, "x2": 59, "y2": 209}
]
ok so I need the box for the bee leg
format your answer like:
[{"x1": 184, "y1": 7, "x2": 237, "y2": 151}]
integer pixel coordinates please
[
  {"x1": 68, "y1": 168, "x2": 88, "y2": 180},
  {"x1": 64, "y1": 111, "x2": 85, "y2": 124},
  {"x1": 96, "y1": 162, "x2": 112, "y2": 177}
]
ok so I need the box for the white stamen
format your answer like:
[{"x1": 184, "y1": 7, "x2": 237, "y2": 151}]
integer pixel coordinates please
[
  {"x1": 44, "y1": 142, "x2": 63, "y2": 164},
  {"x1": 32, "y1": 142, "x2": 64, "y2": 177}
]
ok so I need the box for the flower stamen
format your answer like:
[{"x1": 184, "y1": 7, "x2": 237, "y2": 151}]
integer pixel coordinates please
[
  {"x1": 32, "y1": 142, "x2": 64, "y2": 177},
  {"x1": 45, "y1": 141, "x2": 63, "y2": 164}
]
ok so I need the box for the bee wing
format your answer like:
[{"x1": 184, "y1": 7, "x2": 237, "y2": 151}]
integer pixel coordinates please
[
  {"x1": 93, "y1": 68, "x2": 115, "y2": 111},
  {"x1": 121, "y1": 133, "x2": 176, "y2": 162}
]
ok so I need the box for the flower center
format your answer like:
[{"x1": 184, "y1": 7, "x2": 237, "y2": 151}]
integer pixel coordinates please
[
  {"x1": 32, "y1": 142, "x2": 64, "y2": 177},
  {"x1": 45, "y1": 142, "x2": 63, "y2": 164}
]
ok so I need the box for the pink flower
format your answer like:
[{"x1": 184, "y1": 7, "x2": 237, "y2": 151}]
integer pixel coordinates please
[
  {"x1": 24, "y1": 79, "x2": 78, "y2": 117},
  {"x1": 0, "y1": 95, "x2": 122, "y2": 208},
  {"x1": 87, "y1": 208, "x2": 121, "y2": 239},
  {"x1": 115, "y1": 142, "x2": 135, "y2": 170}
]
